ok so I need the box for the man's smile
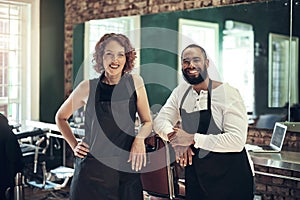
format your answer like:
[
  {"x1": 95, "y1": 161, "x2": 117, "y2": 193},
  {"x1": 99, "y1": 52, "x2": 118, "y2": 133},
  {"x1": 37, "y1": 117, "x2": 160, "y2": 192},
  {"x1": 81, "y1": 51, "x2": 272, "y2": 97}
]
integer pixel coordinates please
[{"x1": 184, "y1": 68, "x2": 200, "y2": 76}]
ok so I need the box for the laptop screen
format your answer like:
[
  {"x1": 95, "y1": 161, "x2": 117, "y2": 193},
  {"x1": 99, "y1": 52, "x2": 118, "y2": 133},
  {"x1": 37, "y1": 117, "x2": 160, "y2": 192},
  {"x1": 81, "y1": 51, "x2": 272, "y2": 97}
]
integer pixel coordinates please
[{"x1": 270, "y1": 122, "x2": 287, "y2": 150}]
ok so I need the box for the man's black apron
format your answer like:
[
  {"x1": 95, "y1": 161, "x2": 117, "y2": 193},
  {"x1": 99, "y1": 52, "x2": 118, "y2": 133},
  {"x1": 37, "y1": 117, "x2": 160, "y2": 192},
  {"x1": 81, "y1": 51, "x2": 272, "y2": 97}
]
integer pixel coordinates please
[
  {"x1": 70, "y1": 73, "x2": 143, "y2": 200},
  {"x1": 180, "y1": 79, "x2": 253, "y2": 200}
]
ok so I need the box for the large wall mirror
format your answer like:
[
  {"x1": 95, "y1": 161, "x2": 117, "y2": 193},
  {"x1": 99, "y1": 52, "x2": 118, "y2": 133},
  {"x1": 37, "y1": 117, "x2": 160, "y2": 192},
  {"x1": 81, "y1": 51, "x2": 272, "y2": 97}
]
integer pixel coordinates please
[{"x1": 72, "y1": 0, "x2": 300, "y2": 126}]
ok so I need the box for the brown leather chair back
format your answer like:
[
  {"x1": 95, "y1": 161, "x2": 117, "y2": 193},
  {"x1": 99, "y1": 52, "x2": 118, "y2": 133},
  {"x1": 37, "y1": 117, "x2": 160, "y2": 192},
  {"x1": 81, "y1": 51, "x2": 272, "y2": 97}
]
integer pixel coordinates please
[{"x1": 141, "y1": 134, "x2": 177, "y2": 199}]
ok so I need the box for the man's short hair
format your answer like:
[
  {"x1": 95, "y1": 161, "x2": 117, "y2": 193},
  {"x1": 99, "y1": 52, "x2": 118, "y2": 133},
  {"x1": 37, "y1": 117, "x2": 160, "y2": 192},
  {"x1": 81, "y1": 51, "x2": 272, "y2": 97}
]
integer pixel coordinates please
[{"x1": 181, "y1": 44, "x2": 207, "y2": 60}]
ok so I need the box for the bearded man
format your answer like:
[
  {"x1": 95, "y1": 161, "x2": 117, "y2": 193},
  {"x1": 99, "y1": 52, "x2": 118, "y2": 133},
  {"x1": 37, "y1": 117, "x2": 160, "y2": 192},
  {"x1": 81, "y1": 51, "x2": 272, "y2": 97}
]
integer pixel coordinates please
[{"x1": 154, "y1": 44, "x2": 254, "y2": 200}]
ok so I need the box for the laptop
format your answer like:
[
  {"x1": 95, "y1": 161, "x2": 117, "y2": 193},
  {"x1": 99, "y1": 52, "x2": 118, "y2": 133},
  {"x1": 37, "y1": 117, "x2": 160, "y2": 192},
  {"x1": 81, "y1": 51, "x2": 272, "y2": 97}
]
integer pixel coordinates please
[{"x1": 251, "y1": 122, "x2": 287, "y2": 153}]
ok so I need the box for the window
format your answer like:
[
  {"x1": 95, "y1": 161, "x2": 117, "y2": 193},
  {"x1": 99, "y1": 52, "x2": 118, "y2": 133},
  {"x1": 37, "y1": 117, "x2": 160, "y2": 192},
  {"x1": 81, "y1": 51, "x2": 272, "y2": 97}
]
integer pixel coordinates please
[
  {"x1": 222, "y1": 21, "x2": 254, "y2": 113},
  {"x1": 268, "y1": 33, "x2": 299, "y2": 108},
  {"x1": 82, "y1": 16, "x2": 140, "y2": 82},
  {"x1": 178, "y1": 18, "x2": 220, "y2": 84},
  {"x1": 0, "y1": 0, "x2": 39, "y2": 124},
  {"x1": 178, "y1": 19, "x2": 255, "y2": 114}
]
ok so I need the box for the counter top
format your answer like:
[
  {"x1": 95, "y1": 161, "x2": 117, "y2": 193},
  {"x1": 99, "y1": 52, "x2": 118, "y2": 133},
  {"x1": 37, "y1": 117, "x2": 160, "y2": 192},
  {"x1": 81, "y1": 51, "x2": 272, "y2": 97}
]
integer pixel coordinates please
[
  {"x1": 249, "y1": 151, "x2": 300, "y2": 172},
  {"x1": 19, "y1": 121, "x2": 300, "y2": 173}
]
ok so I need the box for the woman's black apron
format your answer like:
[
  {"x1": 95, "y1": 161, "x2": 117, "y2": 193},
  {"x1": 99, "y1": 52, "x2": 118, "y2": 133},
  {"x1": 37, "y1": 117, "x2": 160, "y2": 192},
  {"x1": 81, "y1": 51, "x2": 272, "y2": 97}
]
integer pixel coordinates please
[
  {"x1": 70, "y1": 73, "x2": 143, "y2": 200},
  {"x1": 180, "y1": 79, "x2": 253, "y2": 200}
]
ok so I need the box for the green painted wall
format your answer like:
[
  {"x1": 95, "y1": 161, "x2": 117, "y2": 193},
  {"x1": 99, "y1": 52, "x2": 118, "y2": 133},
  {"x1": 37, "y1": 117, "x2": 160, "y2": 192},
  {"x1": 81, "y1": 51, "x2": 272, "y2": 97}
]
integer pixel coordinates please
[
  {"x1": 72, "y1": 23, "x2": 84, "y2": 88},
  {"x1": 140, "y1": 0, "x2": 293, "y2": 115},
  {"x1": 40, "y1": 0, "x2": 65, "y2": 123}
]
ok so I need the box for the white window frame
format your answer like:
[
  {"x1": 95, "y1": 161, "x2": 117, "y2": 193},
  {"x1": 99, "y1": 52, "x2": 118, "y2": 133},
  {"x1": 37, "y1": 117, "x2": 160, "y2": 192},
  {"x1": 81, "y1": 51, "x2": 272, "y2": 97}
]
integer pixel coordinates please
[{"x1": 0, "y1": 0, "x2": 39, "y2": 124}]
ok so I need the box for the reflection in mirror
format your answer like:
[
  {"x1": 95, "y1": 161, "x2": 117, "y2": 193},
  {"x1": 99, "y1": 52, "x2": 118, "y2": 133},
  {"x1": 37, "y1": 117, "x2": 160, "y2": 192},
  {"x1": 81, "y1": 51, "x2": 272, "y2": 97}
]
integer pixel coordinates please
[
  {"x1": 222, "y1": 21, "x2": 254, "y2": 113},
  {"x1": 290, "y1": 0, "x2": 300, "y2": 123},
  {"x1": 268, "y1": 33, "x2": 299, "y2": 108},
  {"x1": 72, "y1": 0, "x2": 298, "y2": 124}
]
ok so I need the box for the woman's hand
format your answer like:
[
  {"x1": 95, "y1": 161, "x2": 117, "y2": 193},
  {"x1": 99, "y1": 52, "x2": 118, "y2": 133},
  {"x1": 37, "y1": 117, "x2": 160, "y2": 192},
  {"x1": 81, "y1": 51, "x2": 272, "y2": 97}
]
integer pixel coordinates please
[
  {"x1": 73, "y1": 138, "x2": 89, "y2": 158},
  {"x1": 128, "y1": 137, "x2": 147, "y2": 171}
]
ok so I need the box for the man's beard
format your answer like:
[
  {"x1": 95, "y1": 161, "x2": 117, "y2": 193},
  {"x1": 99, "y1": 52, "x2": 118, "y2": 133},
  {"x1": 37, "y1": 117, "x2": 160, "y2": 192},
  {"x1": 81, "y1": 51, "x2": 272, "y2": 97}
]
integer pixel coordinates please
[{"x1": 182, "y1": 66, "x2": 208, "y2": 85}]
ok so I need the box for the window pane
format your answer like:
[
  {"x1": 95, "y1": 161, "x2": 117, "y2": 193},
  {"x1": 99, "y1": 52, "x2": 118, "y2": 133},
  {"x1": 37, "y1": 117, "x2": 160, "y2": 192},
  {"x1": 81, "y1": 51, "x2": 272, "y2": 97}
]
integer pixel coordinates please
[
  {"x1": 0, "y1": 1, "x2": 28, "y2": 123},
  {"x1": 9, "y1": 5, "x2": 21, "y2": 19},
  {"x1": 0, "y1": 50, "x2": 9, "y2": 66},
  {"x1": 0, "y1": 104, "x2": 7, "y2": 116},
  {"x1": 9, "y1": 35, "x2": 20, "y2": 50},
  {"x1": 0, "y1": 65, "x2": 8, "y2": 97},
  {"x1": 0, "y1": 19, "x2": 9, "y2": 33},
  {"x1": 0, "y1": 4, "x2": 9, "y2": 19},
  {"x1": 222, "y1": 27, "x2": 254, "y2": 113},
  {"x1": 7, "y1": 102, "x2": 19, "y2": 121},
  {"x1": 0, "y1": 35, "x2": 9, "y2": 49},
  {"x1": 0, "y1": 84, "x2": 8, "y2": 97},
  {"x1": 10, "y1": 19, "x2": 20, "y2": 34},
  {"x1": 8, "y1": 67, "x2": 20, "y2": 85},
  {"x1": 9, "y1": 50, "x2": 19, "y2": 67},
  {"x1": 8, "y1": 85, "x2": 19, "y2": 99}
]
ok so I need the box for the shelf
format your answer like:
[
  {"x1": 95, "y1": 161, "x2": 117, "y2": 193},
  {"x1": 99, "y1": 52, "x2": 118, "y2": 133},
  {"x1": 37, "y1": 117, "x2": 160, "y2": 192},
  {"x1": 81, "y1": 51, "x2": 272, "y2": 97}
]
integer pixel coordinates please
[{"x1": 282, "y1": 122, "x2": 300, "y2": 133}]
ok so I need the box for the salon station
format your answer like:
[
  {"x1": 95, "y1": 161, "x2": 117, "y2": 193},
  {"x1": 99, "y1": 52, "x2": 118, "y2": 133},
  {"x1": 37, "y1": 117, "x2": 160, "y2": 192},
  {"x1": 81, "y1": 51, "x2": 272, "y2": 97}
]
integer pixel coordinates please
[{"x1": 1, "y1": 0, "x2": 300, "y2": 199}]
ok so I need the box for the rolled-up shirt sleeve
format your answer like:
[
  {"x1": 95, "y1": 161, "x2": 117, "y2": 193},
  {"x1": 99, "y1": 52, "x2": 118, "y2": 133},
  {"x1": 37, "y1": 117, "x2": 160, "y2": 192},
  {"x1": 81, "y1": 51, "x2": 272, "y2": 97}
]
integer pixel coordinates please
[
  {"x1": 153, "y1": 87, "x2": 181, "y2": 141},
  {"x1": 154, "y1": 83, "x2": 248, "y2": 153},
  {"x1": 193, "y1": 85, "x2": 248, "y2": 152}
]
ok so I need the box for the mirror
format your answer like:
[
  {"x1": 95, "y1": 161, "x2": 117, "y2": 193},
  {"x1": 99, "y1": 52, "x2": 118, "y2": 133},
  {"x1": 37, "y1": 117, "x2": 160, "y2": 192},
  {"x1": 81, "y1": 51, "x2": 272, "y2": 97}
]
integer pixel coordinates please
[
  {"x1": 72, "y1": 0, "x2": 299, "y2": 124},
  {"x1": 268, "y1": 33, "x2": 299, "y2": 108}
]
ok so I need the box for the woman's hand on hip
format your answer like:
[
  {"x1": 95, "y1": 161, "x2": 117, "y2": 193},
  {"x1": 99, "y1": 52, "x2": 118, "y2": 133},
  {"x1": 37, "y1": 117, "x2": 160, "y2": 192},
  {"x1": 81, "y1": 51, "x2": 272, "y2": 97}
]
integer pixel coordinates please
[{"x1": 73, "y1": 138, "x2": 89, "y2": 158}]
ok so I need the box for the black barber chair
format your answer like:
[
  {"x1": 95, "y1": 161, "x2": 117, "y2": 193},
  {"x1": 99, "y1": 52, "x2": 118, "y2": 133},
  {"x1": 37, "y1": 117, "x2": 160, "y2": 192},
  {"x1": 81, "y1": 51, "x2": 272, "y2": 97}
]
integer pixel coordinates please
[
  {"x1": 17, "y1": 128, "x2": 73, "y2": 195},
  {"x1": 0, "y1": 114, "x2": 23, "y2": 200},
  {"x1": 17, "y1": 128, "x2": 50, "y2": 188}
]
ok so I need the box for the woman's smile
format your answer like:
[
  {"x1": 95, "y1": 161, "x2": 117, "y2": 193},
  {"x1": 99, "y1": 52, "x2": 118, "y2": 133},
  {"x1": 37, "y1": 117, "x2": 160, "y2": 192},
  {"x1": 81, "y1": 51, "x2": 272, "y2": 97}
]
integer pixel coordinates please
[{"x1": 109, "y1": 63, "x2": 120, "y2": 69}]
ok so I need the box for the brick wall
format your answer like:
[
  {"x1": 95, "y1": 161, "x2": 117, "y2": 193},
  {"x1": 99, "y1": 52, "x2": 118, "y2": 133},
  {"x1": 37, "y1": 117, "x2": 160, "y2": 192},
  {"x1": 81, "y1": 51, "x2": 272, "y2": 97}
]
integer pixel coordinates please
[
  {"x1": 64, "y1": 0, "x2": 262, "y2": 97},
  {"x1": 247, "y1": 126, "x2": 300, "y2": 150},
  {"x1": 254, "y1": 165, "x2": 300, "y2": 199}
]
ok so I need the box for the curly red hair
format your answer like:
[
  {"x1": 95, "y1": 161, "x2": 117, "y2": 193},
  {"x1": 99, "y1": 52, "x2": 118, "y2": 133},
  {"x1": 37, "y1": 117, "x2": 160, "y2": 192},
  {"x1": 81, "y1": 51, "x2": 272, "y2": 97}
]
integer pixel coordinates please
[{"x1": 93, "y1": 33, "x2": 136, "y2": 73}]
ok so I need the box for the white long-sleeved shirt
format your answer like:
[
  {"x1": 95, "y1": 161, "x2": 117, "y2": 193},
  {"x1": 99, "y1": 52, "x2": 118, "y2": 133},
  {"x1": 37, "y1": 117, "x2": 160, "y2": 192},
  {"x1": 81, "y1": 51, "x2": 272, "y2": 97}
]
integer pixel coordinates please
[{"x1": 153, "y1": 81, "x2": 248, "y2": 153}]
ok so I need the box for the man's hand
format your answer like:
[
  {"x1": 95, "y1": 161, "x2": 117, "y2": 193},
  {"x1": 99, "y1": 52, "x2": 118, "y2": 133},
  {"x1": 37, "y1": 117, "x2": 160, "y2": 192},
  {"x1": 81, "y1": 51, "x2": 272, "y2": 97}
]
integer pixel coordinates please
[
  {"x1": 168, "y1": 127, "x2": 195, "y2": 147},
  {"x1": 173, "y1": 146, "x2": 195, "y2": 167}
]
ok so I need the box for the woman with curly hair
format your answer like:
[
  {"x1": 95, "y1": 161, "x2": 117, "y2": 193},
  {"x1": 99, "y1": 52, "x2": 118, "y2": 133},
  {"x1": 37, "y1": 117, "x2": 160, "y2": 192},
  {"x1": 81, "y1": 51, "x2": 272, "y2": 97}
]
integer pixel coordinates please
[{"x1": 56, "y1": 33, "x2": 152, "y2": 200}]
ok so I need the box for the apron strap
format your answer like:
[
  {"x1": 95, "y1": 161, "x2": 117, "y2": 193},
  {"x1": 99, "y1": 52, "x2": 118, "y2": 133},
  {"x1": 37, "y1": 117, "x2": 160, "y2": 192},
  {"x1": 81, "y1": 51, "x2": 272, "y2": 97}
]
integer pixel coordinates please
[
  {"x1": 179, "y1": 86, "x2": 192, "y2": 115},
  {"x1": 96, "y1": 73, "x2": 134, "y2": 102},
  {"x1": 179, "y1": 79, "x2": 213, "y2": 114},
  {"x1": 123, "y1": 73, "x2": 134, "y2": 97},
  {"x1": 207, "y1": 79, "x2": 212, "y2": 110}
]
